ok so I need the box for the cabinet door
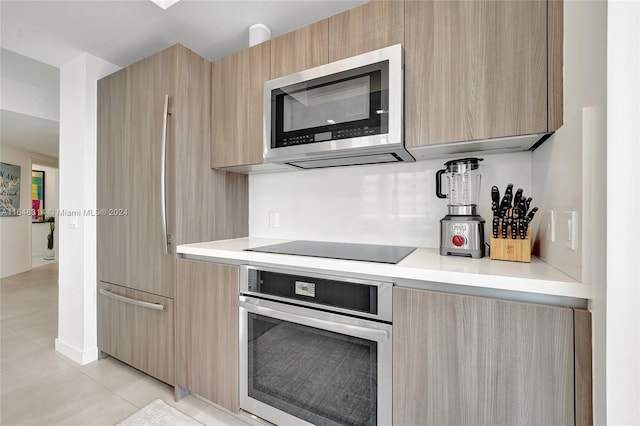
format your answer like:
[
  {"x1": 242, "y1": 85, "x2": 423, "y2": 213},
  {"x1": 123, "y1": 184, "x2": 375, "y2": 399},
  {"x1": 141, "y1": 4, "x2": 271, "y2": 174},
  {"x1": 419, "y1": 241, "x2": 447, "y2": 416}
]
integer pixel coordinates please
[
  {"x1": 405, "y1": 0, "x2": 548, "y2": 148},
  {"x1": 176, "y1": 259, "x2": 239, "y2": 412},
  {"x1": 328, "y1": 0, "x2": 404, "y2": 62},
  {"x1": 211, "y1": 42, "x2": 270, "y2": 169},
  {"x1": 125, "y1": 48, "x2": 177, "y2": 298},
  {"x1": 393, "y1": 287, "x2": 574, "y2": 426},
  {"x1": 97, "y1": 69, "x2": 130, "y2": 287},
  {"x1": 270, "y1": 19, "x2": 329, "y2": 79},
  {"x1": 98, "y1": 282, "x2": 175, "y2": 385}
]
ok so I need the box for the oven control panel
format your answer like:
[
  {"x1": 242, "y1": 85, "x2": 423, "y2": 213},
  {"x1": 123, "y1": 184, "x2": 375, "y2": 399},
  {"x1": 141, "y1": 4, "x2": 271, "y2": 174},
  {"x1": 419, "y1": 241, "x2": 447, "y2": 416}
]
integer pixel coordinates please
[{"x1": 295, "y1": 281, "x2": 316, "y2": 298}]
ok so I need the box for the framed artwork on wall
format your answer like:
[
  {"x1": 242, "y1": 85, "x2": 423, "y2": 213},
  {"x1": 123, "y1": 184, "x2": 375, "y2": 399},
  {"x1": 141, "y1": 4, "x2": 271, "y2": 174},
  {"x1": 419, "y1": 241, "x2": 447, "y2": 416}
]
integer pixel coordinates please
[
  {"x1": 32, "y1": 170, "x2": 45, "y2": 222},
  {"x1": 0, "y1": 162, "x2": 21, "y2": 217}
]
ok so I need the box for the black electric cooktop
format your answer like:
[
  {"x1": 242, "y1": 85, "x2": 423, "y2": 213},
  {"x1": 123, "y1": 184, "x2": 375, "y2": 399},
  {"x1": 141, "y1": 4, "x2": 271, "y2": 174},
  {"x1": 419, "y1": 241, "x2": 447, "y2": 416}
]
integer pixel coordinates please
[{"x1": 246, "y1": 240, "x2": 416, "y2": 264}]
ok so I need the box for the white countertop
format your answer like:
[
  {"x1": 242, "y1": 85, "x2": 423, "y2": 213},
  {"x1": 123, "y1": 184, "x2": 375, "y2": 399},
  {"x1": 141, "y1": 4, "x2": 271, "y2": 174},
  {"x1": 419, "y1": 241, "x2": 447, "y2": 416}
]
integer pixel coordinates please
[{"x1": 177, "y1": 237, "x2": 591, "y2": 301}]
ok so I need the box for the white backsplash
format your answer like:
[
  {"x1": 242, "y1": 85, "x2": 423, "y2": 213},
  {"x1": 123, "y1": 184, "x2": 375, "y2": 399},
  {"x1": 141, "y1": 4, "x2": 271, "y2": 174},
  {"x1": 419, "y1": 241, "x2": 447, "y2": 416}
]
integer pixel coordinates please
[{"x1": 249, "y1": 151, "x2": 532, "y2": 248}]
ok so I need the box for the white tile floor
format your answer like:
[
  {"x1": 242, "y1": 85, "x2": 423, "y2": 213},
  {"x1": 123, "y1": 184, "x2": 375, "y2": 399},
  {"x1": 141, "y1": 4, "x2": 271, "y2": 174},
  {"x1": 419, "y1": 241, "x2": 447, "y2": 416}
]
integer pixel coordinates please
[{"x1": 0, "y1": 263, "x2": 249, "y2": 426}]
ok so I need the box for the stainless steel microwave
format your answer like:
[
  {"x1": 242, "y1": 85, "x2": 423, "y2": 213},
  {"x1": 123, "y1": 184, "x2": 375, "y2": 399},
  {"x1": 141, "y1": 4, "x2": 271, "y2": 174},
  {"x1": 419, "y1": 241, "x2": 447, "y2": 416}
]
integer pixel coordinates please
[{"x1": 263, "y1": 44, "x2": 414, "y2": 169}]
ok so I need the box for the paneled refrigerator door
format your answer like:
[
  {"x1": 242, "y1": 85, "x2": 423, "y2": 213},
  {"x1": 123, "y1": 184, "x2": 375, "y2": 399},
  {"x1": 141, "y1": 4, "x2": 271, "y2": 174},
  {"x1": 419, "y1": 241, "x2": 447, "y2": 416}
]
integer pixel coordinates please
[{"x1": 124, "y1": 48, "x2": 177, "y2": 298}]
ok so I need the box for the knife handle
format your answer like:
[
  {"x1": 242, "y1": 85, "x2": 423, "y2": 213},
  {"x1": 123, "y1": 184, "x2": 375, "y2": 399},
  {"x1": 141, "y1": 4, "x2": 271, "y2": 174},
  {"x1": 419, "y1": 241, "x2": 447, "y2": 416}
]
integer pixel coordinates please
[
  {"x1": 511, "y1": 218, "x2": 517, "y2": 239},
  {"x1": 493, "y1": 217, "x2": 500, "y2": 238},
  {"x1": 519, "y1": 220, "x2": 527, "y2": 239},
  {"x1": 501, "y1": 217, "x2": 508, "y2": 239}
]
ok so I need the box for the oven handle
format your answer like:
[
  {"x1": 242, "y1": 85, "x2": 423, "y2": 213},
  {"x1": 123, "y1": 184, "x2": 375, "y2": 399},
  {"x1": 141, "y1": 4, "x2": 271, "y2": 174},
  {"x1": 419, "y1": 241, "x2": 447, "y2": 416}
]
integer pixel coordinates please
[{"x1": 239, "y1": 298, "x2": 389, "y2": 341}]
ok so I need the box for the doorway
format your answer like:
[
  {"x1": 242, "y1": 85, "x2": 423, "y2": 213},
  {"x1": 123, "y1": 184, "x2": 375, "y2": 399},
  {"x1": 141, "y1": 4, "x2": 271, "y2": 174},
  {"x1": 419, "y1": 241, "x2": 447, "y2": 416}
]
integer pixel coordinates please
[{"x1": 31, "y1": 163, "x2": 58, "y2": 268}]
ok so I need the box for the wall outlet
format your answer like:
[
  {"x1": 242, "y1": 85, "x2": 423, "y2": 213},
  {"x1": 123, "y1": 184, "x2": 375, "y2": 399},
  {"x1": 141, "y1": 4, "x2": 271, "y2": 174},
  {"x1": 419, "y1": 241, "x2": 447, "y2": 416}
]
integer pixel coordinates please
[
  {"x1": 546, "y1": 210, "x2": 556, "y2": 242},
  {"x1": 565, "y1": 211, "x2": 577, "y2": 250},
  {"x1": 69, "y1": 216, "x2": 78, "y2": 229},
  {"x1": 268, "y1": 211, "x2": 279, "y2": 228}
]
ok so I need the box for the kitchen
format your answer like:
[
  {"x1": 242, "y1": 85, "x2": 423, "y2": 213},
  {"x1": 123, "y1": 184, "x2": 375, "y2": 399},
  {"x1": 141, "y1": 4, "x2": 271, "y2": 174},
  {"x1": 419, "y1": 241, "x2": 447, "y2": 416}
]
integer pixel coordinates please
[{"x1": 0, "y1": 0, "x2": 637, "y2": 425}]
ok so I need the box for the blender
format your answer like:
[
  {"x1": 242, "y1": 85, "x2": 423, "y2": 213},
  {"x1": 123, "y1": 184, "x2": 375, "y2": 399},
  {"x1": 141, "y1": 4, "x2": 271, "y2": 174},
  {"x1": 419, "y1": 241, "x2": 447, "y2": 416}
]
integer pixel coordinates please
[{"x1": 436, "y1": 157, "x2": 485, "y2": 258}]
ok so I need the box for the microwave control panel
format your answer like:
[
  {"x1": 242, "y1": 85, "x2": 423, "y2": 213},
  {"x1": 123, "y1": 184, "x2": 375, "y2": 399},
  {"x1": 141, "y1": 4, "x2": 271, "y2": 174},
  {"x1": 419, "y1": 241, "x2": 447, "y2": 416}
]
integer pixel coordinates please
[{"x1": 278, "y1": 126, "x2": 378, "y2": 147}]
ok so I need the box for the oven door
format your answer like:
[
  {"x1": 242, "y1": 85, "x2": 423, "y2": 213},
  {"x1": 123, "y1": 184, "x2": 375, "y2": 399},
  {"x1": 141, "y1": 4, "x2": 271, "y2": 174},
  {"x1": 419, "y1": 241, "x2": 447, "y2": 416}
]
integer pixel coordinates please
[{"x1": 239, "y1": 296, "x2": 392, "y2": 426}]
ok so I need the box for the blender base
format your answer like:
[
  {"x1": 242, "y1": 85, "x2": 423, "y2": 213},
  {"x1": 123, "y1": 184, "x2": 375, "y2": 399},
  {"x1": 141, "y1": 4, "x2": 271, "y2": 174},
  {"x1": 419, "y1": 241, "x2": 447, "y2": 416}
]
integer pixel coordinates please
[
  {"x1": 440, "y1": 245, "x2": 484, "y2": 259},
  {"x1": 439, "y1": 215, "x2": 485, "y2": 259}
]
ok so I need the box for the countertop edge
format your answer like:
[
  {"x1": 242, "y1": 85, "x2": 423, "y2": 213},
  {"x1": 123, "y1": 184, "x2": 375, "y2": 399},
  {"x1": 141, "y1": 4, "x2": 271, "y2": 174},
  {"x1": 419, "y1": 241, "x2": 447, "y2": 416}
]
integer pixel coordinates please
[{"x1": 177, "y1": 238, "x2": 591, "y2": 302}]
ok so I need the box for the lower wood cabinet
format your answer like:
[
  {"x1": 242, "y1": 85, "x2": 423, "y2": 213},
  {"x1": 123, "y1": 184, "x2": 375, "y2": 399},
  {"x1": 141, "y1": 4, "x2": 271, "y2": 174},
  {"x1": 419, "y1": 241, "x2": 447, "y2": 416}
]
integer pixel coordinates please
[
  {"x1": 393, "y1": 287, "x2": 580, "y2": 426},
  {"x1": 97, "y1": 282, "x2": 175, "y2": 385},
  {"x1": 176, "y1": 259, "x2": 239, "y2": 412}
]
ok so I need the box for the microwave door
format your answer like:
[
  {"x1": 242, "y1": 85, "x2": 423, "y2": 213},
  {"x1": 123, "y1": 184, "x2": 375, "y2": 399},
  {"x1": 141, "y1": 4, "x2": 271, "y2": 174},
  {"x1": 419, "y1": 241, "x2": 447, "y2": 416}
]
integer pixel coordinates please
[{"x1": 271, "y1": 61, "x2": 388, "y2": 149}]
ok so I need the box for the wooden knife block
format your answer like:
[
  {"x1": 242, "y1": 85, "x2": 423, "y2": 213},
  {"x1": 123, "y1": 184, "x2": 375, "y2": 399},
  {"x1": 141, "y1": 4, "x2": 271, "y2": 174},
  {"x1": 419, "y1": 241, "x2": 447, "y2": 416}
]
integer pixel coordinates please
[{"x1": 490, "y1": 227, "x2": 531, "y2": 263}]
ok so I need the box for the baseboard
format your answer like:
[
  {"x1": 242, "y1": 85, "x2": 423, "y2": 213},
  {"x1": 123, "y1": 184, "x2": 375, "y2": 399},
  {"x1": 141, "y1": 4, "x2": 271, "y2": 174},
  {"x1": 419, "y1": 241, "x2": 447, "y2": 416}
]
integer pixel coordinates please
[{"x1": 54, "y1": 338, "x2": 99, "y2": 365}]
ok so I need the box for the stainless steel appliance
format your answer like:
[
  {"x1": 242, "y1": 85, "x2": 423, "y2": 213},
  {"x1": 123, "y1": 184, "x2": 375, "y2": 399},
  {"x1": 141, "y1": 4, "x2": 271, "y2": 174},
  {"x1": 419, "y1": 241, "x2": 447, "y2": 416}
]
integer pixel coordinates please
[
  {"x1": 263, "y1": 44, "x2": 413, "y2": 169},
  {"x1": 436, "y1": 157, "x2": 485, "y2": 258},
  {"x1": 239, "y1": 265, "x2": 392, "y2": 426}
]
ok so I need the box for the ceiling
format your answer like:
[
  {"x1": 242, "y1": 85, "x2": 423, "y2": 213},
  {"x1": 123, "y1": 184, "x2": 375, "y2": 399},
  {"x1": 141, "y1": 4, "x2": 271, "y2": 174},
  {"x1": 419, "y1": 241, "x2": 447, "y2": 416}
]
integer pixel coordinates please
[{"x1": 0, "y1": 0, "x2": 365, "y2": 159}]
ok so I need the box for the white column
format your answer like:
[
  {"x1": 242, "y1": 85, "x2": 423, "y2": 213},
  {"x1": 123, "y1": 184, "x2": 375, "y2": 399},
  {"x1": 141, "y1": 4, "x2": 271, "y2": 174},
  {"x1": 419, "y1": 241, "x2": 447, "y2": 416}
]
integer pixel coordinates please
[
  {"x1": 55, "y1": 53, "x2": 119, "y2": 365},
  {"x1": 607, "y1": 0, "x2": 640, "y2": 424}
]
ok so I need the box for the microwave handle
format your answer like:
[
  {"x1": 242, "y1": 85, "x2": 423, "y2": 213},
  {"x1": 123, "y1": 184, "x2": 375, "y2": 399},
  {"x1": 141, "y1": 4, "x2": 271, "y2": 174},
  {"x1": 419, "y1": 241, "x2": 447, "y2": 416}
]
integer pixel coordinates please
[{"x1": 239, "y1": 298, "x2": 388, "y2": 342}]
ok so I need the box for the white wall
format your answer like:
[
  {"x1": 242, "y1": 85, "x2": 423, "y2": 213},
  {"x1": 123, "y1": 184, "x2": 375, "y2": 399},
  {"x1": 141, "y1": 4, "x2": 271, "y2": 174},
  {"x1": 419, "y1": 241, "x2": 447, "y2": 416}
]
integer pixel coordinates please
[
  {"x1": 55, "y1": 53, "x2": 119, "y2": 365},
  {"x1": 0, "y1": 144, "x2": 58, "y2": 278},
  {"x1": 607, "y1": 1, "x2": 640, "y2": 424},
  {"x1": 532, "y1": 0, "x2": 607, "y2": 283},
  {"x1": 31, "y1": 163, "x2": 59, "y2": 259},
  {"x1": 250, "y1": 152, "x2": 532, "y2": 247},
  {"x1": 530, "y1": 2, "x2": 608, "y2": 422}
]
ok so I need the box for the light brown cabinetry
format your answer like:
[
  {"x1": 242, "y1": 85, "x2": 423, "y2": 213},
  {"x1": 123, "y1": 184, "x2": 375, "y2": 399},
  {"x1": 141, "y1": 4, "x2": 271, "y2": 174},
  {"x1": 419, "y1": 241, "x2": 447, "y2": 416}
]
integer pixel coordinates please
[
  {"x1": 575, "y1": 309, "x2": 594, "y2": 426},
  {"x1": 97, "y1": 69, "x2": 129, "y2": 288},
  {"x1": 405, "y1": 0, "x2": 561, "y2": 148},
  {"x1": 211, "y1": 42, "x2": 270, "y2": 169},
  {"x1": 98, "y1": 282, "x2": 175, "y2": 385},
  {"x1": 176, "y1": 259, "x2": 239, "y2": 412},
  {"x1": 393, "y1": 287, "x2": 578, "y2": 426},
  {"x1": 270, "y1": 20, "x2": 329, "y2": 79},
  {"x1": 328, "y1": 0, "x2": 404, "y2": 62},
  {"x1": 97, "y1": 44, "x2": 248, "y2": 384}
]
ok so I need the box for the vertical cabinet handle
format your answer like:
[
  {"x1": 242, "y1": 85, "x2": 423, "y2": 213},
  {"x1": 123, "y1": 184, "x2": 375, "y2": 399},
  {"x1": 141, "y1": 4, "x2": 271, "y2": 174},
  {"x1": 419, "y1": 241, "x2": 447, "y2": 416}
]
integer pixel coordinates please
[{"x1": 160, "y1": 94, "x2": 170, "y2": 255}]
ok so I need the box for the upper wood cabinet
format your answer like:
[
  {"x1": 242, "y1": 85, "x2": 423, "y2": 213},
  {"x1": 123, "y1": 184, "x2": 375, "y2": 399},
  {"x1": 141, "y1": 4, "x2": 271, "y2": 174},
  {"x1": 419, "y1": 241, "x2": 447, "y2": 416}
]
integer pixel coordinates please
[
  {"x1": 393, "y1": 287, "x2": 576, "y2": 426},
  {"x1": 328, "y1": 0, "x2": 404, "y2": 62},
  {"x1": 270, "y1": 19, "x2": 329, "y2": 79},
  {"x1": 209, "y1": 0, "x2": 563, "y2": 168},
  {"x1": 211, "y1": 42, "x2": 270, "y2": 169},
  {"x1": 405, "y1": 0, "x2": 561, "y2": 148}
]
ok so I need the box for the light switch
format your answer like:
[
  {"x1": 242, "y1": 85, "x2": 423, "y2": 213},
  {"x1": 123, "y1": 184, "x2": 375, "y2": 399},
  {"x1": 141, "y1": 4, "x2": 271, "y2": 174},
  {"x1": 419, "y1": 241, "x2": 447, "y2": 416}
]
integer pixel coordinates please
[
  {"x1": 69, "y1": 216, "x2": 78, "y2": 229},
  {"x1": 565, "y1": 211, "x2": 577, "y2": 250},
  {"x1": 269, "y1": 211, "x2": 279, "y2": 228}
]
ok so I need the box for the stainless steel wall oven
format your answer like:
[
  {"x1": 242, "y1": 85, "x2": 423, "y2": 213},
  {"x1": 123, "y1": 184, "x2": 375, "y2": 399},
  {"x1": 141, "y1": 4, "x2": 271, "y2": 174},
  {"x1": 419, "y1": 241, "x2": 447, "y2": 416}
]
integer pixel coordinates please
[{"x1": 239, "y1": 265, "x2": 392, "y2": 426}]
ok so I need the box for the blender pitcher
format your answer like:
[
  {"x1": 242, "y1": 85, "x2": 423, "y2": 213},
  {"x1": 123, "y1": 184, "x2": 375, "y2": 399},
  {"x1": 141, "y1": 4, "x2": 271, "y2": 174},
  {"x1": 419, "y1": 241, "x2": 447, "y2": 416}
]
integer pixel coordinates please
[
  {"x1": 436, "y1": 157, "x2": 485, "y2": 258},
  {"x1": 436, "y1": 157, "x2": 483, "y2": 215}
]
